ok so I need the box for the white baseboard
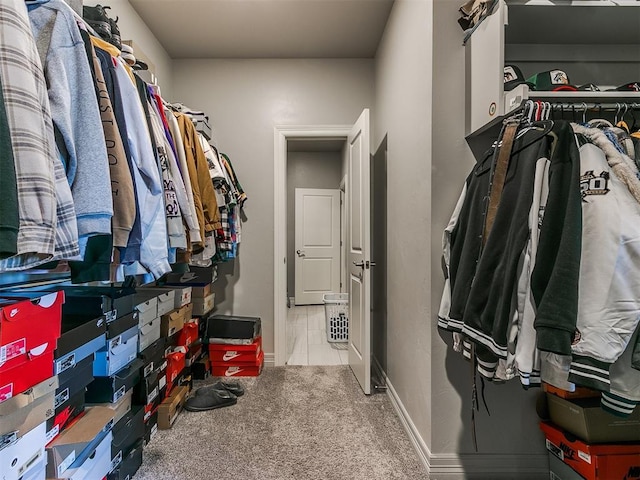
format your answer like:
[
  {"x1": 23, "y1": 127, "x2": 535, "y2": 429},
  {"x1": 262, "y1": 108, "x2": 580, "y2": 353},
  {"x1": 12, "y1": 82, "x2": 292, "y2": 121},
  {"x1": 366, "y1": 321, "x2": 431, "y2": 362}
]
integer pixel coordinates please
[
  {"x1": 264, "y1": 353, "x2": 275, "y2": 367},
  {"x1": 372, "y1": 358, "x2": 549, "y2": 480},
  {"x1": 372, "y1": 358, "x2": 432, "y2": 473}
]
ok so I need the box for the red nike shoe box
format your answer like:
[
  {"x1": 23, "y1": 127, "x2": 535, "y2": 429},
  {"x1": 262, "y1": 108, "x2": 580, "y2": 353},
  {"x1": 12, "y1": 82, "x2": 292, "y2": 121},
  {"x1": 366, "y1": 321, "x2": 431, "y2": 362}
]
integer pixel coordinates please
[
  {"x1": 177, "y1": 319, "x2": 198, "y2": 349},
  {"x1": 165, "y1": 350, "x2": 186, "y2": 395},
  {"x1": 208, "y1": 337, "x2": 262, "y2": 364},
  {"x1": 211, "y1": 351, "x2": 264, "y2": 377},
  {"x1": 0, "y1": 292, "x2": 64, "y2": 401},
  {"x1": 540, "y1": 421, "x2": 640, "y2": 480}
]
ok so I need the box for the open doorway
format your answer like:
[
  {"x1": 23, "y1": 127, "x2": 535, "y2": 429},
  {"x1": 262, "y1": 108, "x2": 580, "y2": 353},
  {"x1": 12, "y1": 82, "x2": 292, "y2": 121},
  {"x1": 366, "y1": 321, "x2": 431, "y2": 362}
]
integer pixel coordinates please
[
  {"x1": 286, "y1": 138, "x2": 347, "y2": 365},
  {"x1": 286, "y1": 137, "x2": 349, "y2": 365},
  {"x1": 273, "y1": 125, "x2": 352, "y2": 367}
]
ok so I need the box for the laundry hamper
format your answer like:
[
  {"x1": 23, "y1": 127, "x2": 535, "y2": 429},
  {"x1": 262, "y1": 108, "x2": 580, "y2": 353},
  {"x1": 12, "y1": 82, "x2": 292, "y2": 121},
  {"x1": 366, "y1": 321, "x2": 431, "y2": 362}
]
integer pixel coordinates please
[{"x1": 323, "y1": 293, "x2": 348, "y2": 343}]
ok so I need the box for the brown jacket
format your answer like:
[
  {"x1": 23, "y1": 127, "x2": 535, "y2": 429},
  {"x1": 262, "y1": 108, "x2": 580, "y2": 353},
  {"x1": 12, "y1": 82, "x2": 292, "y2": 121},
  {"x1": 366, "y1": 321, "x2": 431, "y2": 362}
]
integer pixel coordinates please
[{"x1": 176, "y1": 113, "x2": 221, "y2": 234}]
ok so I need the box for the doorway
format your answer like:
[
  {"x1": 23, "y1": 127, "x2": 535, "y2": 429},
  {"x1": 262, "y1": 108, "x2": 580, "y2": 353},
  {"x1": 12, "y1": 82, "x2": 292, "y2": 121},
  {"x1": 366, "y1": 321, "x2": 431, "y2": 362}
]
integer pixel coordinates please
[
  {"x1": 286, "y1": 139, "x2": 347, "y2": 365},
  {"x1": 273, "y1": 125, "x2": 352, "y2": 367}
]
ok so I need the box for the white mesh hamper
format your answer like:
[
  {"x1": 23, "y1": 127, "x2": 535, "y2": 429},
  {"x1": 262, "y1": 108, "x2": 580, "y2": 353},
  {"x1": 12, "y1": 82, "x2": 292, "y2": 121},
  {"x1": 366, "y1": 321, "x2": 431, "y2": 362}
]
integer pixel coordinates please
[{"x1": 323, "y1": 293, "x2": 348, "y2": 343}]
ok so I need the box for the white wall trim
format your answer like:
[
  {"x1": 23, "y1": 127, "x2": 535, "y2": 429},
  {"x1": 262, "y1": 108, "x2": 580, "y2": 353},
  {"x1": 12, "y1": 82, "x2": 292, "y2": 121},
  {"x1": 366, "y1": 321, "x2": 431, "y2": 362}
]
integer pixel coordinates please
[
  {"x1": 372, "y1": 358, "x2": 549, "y2": 480},
  {"x1": 273, "y1": 125, "x2": 351, "y2": 367},
  {"x1": 372, "y1": 357, "x2": 431, "y2": 473},
  {"x1": 264, "y1": 353, "x2": 275, "y2": 367}
]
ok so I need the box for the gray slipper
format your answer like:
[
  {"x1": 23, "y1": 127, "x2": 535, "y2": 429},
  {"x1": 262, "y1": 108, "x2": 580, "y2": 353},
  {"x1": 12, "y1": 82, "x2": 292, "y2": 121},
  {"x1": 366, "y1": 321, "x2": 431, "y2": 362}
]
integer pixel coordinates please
[
  {"x1": 184, "y1": 388, "x2": 237, "y2": 412},
  {"x1": 196, "y1": 380, "x2": 245, "y2": 397}
]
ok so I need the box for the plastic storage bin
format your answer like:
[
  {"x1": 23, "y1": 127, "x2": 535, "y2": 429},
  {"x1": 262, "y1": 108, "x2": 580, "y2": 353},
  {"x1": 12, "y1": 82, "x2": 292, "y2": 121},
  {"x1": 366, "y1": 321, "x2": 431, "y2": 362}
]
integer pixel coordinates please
[{"x1": 323, "y1": 293, "x2": 348, "y2": 343}]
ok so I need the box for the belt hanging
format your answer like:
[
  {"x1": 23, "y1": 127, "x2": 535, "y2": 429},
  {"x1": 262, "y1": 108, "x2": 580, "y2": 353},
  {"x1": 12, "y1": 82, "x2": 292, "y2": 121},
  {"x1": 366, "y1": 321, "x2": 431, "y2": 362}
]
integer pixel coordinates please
[{"x1": 483, "y1": 118, "x2": 519, "y2": 245}]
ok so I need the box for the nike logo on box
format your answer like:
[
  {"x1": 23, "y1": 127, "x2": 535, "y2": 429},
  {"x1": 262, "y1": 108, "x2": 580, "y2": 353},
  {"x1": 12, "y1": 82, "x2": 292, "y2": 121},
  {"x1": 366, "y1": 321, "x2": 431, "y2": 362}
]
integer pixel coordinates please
[
  {"x1": 179, "y1": 273, "x2": 198, "y2": 283},
  {"x1": 223, "y1": 352, "x2": 240, "y2": 361},
  {"x1": 225, "y1": 368, "x2": 242, "y2": 377}
]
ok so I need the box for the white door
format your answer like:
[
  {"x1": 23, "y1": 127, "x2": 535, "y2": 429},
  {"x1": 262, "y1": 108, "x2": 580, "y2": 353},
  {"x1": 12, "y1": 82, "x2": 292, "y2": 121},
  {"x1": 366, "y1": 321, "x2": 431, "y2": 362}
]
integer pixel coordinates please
[
  {"x1": 294, "y1": 188, "x2": 341, "y2": 305},
  {"x1": 348, "y1": 109, "x2": 371, "y2": 394}
]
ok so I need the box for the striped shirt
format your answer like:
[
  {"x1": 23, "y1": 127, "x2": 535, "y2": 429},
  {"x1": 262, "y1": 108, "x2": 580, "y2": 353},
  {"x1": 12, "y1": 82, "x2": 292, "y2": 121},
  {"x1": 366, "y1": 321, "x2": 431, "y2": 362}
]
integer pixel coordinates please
[{"x1": 0, "y1": 0, "x2": 57, "y2": 270}]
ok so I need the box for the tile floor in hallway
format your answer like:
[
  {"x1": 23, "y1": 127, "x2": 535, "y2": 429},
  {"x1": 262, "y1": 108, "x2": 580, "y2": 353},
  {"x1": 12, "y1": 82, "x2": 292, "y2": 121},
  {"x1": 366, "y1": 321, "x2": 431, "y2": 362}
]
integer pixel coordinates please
[{"x1": 287, "y1": 305, "x2": 349, "y2": 366}]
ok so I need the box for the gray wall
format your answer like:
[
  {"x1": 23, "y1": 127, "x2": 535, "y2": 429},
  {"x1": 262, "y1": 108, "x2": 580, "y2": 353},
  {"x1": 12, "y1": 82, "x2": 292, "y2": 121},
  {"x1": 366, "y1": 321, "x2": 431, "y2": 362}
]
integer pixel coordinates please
[
  {"x1": 107, "y1": 0, "x2": 174, "y2": 98},
  {"x1": 172, "y1": 59, "x2": 375, "y2": 355},
  {"x1": 373, "y1": 0, "x2": 434, "y2": 451},
  {"x1": 286, "y1": 151, "x2": 342, "y2": 299},
  {"x1": 429, "y1": 0, "x2": 546, "y2": 470}
]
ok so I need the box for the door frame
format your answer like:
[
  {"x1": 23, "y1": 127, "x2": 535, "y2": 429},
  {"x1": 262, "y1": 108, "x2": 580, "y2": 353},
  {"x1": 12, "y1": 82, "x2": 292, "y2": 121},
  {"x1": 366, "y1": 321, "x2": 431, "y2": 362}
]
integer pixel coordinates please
[{"x1": 273, "y1": 125, "x2": 351, "y2": 366}]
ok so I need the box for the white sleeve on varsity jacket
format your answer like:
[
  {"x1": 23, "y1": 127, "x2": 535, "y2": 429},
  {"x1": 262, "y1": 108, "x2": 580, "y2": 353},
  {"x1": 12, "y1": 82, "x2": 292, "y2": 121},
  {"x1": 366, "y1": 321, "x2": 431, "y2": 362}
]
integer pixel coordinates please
[{"x1": 437, "y1": 182, "x2": 467, "y2": 331}]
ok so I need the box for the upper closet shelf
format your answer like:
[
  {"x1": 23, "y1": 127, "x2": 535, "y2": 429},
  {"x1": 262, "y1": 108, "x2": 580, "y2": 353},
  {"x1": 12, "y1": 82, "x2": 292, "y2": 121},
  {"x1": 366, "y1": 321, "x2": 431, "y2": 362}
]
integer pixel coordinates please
[
  {"x1": 528, "y1": 91, "x2": 640, "y2": 101},
  {"x1": 507, "y1": 1, "x2": 640, "y2": 6}
]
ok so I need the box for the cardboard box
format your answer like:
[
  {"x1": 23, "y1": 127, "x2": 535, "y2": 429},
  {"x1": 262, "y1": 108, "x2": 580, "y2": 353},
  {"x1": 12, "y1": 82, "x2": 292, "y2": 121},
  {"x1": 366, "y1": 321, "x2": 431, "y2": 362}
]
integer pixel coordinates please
[
  {"x1": 211, "y1": 351, "x2": 264, "y2": 377},
  {"x1": 548, "y1": 452, "x2": 586, "y2": 480},
  {"x1": 93, "y1": 326, "x2": 139, "y2": 377},
  {"x1": 95, "y1": 389, "x2": 132, "y2": 426},
  {"x1": 46, "y1": 406, "x2": 114, "y2": 478},
  {"x1": 49, "y1": 355, "x2": 94, "y2": 440},
  {"x1": 0, "y1": 292, "x2": 63, "y2": 400},
  {"x1": 192, "y1": 293, "x2": 215, "y2": 316},
  {"x1": 136, "y1": 289, "x2": 175, "y2": 317},
  {"x1": 0, "y1": 376, "x2": 57, "y2": 441},
  {"x1": 59, "y1": 431, "x2": 112, "y2": 480},
  {"x1": 171, "y1": 286, "x2": 192, "y2": 309},
  {"x1": 160, "y1": 304, "x2": 192, "y2": 338},
  {"x1": 209, "y1": 336, "x2": 262, "y2": 364},
  {"x1": 541, "y1": 421, "x2": 640, "y2": 480},
  {"x1": 134, "y1": 360, "x2": 167, "y2": 406},
  {"x1": 55, "y1": 316, "x2": 106, "y2": 375},
  {"x1": 20, "y1": 458, "x2": 46, "y2": 480},
  {"x1": 185, "y1": 343, "x2": 203, "y2": 368},
  {"x1": 165, "y1": 266, "x2": 216, "y2": 286},
  {"x1": 165, "y1": 350, "x2": 186, "y2": 394},
  {"x1": 191, "y1": 355, "x2": 211, "y2": 380},
  {"x1": 85, "y1": 358, "x2": 142, "y2": 404},
  {"x1": 177, "y1": 320, "x2": 199, "y2": 349},
  {"x1": 544, "y1": 382, "x2": 601, "y2": 400},
  {"x1": 46, "y1": 388, "x2": 85, "y2": 444},
  {"x1": 108, "y1": 439, "x2": 143, "y2": 480},
  {"x1": 0, "y1": 421, "x2": 47, "y2": 480},
  {"x1": 134, "y1": 295, "x2": 157, "y2": 329},
  {"x1": 106, "y1": 311, "x2": 138, "y2": 339},
  {"x1": 190, "y1": 283, "x2": 212, "y2": 299},
  {"x1": 111, "y1": 405, "x2": 144, "y2": 462},
  {"x1": 0, "y1": 351, "x2": 55, "y2": 404},
  {"x1": 138, "y1": 337, "x2": 166, "y2": 379},
  {"x1": 143, "y1": 410, "x2": 158, "y2": 446},
  {"x1": 20, "y1": 285, "x2": 135, "y2": 321},
  {"x1": 157, "y1": 386, "x2": 189, "y2": 429},
  {"x1": 139, "y1": 318, "x2": 161, "y2": 352},
  {"x1": 204, "y1": 315, "x2": 261, "y2": 345},
  {"x1": 547, "y1": 393, "x2": 640, "y2": 443}
]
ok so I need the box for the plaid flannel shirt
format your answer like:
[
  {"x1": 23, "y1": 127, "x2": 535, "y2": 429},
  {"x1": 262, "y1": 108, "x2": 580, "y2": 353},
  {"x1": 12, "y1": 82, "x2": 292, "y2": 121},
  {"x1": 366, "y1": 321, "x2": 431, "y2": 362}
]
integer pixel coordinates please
[{"x1": 0, "y1": 0, "x2": 59, "y2": 270}]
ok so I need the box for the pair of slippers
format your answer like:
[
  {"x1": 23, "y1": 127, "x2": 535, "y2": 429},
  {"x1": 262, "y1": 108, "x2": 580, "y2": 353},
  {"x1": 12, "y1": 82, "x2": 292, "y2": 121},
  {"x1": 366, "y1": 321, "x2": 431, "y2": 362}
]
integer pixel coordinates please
[{"x1": 184, "y1": 380, "x2": 245, "y2": 412}]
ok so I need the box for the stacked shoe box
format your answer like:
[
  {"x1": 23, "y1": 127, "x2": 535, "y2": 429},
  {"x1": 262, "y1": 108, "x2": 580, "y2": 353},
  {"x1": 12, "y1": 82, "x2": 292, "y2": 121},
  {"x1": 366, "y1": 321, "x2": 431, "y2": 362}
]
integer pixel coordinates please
[
  {"x1": 0, "y1": 291, "x2": 64, "y2": 480},
  {"x1": 541, "y1": 383, "x2": 640, "y2": 479},
  {"x1": 205, "y1": 315, "x2": 264, "y2": 377}
]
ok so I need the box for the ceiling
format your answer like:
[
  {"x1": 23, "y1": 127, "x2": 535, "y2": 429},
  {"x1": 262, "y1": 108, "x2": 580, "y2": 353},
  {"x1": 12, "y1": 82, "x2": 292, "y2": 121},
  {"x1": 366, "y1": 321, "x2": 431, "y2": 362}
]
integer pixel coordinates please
[{"x1": 129, "y1": 0, "x2": 395, "y2": 59}]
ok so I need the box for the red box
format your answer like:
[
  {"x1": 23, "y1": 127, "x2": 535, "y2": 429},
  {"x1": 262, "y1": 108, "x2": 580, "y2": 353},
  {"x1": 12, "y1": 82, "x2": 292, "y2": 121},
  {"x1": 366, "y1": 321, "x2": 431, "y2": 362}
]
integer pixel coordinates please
[
  {"x1": 177, "y1": 320, "x2": 198, "y2": 349},
  {"x1": 540, "y1": 421, "x2": 640, "y2": 480},
  {"x1": 0, "y1": 291, "x2": 63, "y2": 372},
  {"x1": 165, "y1": 350, "x2": 186, "y2": 394},
  {"x1": 208, "y1": 336, "x2": 262, "y2": 364},
  {"x1": 211, "y1": 351, "x2": 264, "y2": 377}
]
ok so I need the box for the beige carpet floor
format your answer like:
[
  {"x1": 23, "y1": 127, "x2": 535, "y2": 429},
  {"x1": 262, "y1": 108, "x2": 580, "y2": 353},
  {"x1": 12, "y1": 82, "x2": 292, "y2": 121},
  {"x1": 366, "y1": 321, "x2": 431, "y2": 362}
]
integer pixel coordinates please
[{"x1": 134, "y1": 365, "x2": 428, "y2": 479}]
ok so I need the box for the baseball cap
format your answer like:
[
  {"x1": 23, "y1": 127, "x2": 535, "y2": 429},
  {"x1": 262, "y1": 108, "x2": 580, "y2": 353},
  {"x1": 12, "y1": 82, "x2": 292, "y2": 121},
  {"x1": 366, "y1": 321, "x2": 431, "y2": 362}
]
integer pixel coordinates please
[
  {"x1": 526, "y1": 69, "x2": 578, "y2": 92},
  {"x1": 503, "y1": 65, "x2": 534, "y2": 91},
  {"x1": 578, "y1": 83, "x2": 601, "y2": 92},
  {"x1": 608, "y1": 82, "x2": 640, "y2": 92}
]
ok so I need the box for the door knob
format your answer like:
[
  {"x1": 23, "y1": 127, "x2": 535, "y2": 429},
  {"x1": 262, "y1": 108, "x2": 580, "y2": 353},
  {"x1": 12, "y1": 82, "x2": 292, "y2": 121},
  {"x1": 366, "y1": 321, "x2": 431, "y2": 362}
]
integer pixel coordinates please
[
  {"x1": 353, "y1": 261, "x2": 365, "y2": 268},
  {"x1": 296, "y1": 249, "x2": 305, "y2": 257}
]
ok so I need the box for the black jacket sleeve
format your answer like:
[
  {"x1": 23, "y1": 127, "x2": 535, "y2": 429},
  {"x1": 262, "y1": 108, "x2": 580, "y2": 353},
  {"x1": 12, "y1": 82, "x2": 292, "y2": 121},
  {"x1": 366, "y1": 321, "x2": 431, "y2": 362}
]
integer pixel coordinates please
[{"x1": 531, "y1": 121, "x2": 582, "y2": 355}]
